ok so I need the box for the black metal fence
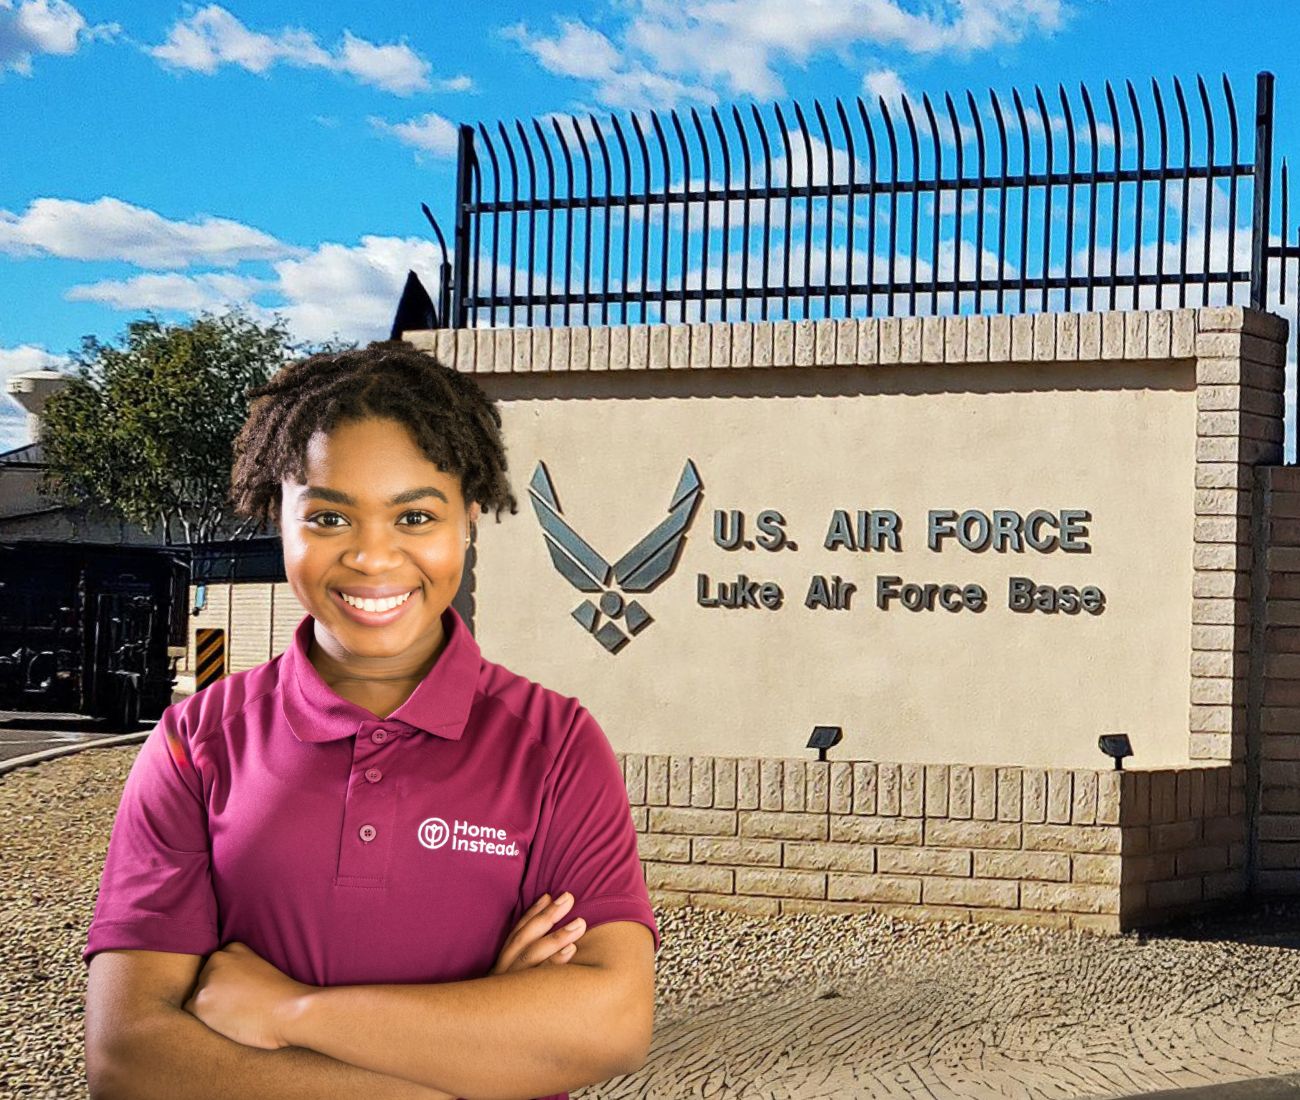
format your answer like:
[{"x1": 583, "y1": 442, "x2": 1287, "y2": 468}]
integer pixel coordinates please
[{"x1": 420, "y1": 70, "x2": 1300, "y2": 336}]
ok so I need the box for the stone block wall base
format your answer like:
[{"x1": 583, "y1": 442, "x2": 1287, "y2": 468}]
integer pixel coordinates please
[
  {"x1": 648, "y1": 888, "x2": 1125, "y2": 933},
  {"x1": 629, "y1": 754, "x2": 1248, "y2": 936},
  {"x1": 650, "y1": 886, "x2": 1255, "y2": 936}
]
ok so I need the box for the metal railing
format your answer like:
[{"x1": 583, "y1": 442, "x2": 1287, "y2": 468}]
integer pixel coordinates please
[{"x1": 417, "y1": 70, "x2": 1300, "y2": 337}]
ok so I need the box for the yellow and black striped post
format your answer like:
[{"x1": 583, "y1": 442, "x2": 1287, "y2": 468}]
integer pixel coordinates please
[{"x1": 195, "y1": 628, "x2": 226, "y2": 692}]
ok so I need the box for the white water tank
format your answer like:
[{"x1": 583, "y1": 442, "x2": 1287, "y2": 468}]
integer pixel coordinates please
[{"x1": 5, "y1": 369, "x2": 70, "y2": 443}]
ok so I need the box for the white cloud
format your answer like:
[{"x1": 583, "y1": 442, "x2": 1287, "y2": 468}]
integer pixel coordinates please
[
  {"x1": 150, "y1": 5, "x2": 321, "y2": 73},
  {"x1": 629, "y1": 0, "x2": 1064, "y2": 97},
  {"x1": 59, "y1": 233, "x2": 448, "y2": 347},
  {"x1": 270, "y1": 235, "x2": 447, "y2": 343},
  {"x1": 0, "y1": 343, "x2": 68, "y2": 374},
  {"x1": 66, "y1": 271, "x2": 274, "y2": 311},
  {"x1": 0, "y1": 0, "x2": 116, "y2": 75},
  {"x1": 504, "y1": 17, "x2": 716, "y2": 109},
  {"x1": 863, "y1": 67, "x2": 907, "y2": 104},
  {"x1": 3, "y1": 191, "x2": 445, "y2": 347},
  {"x1": 593, "y1": 67, "x2": 717, "y2": 110},
  {"x1": 0, "y1": 196, "x2": 301, "y2": 268},
  {"x1": 333, "y1": 29, "x2": 430, "y2": 95},
  {"x1": 506, "y1": 0, "x2": 1064, "y2": 106},
  {"x1": 370, "y1": 111, "x2": 459, "y2": 157},
  {"x1": 148, "y1": 5, "x2": 450, "y2": 96},
  {"x1": 0, "y1": 416, "x2": 26, "y2": 451},
  {"x1": 504, "y1": 19, "x2": 621, "y2": 80}
]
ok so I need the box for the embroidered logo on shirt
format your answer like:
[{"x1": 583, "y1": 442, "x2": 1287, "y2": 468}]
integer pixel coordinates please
[{"x1": 418, "y1": 816, "x2": 519, "y2": 857}]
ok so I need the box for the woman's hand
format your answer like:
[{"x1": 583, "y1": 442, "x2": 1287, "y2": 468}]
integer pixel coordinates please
[
  {"x1": 182, "y1": 940, "x2": 312, "y2": 1050},
  {"x1": 490, "y1": 891, "x2": 587, "y2": 975},
  {"x1": 414, "y1": 897, "x2": 587, "y2": 1100},
  {"x1": 180, "y1": 905, "x2": 584, "y2": 1096}
]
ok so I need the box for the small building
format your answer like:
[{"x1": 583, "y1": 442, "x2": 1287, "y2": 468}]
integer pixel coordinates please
[{"x1": 0, "y1": 371, "x2": 299, "y2": 696}]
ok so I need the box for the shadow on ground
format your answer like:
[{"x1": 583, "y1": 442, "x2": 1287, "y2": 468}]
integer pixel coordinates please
[
  {"x1": 1139, "y1": 899, "x2": 1300, "y2": 951},
  {"x1": 0, "y1": 714, "x2": 118, "y2": 733}
]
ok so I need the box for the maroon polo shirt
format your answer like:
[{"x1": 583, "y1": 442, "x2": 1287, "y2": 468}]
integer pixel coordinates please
[{"x1": 84, "y1": 604, "x2": 659, "y2": 1099}]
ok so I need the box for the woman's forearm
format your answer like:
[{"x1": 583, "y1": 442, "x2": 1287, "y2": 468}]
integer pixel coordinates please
[
  {"x1": 279, "y1": 962, "x2": 642, "y2": 1100},
  {"x1": 93, "y1": 1002, "x2": 458, "y2": 1100}
]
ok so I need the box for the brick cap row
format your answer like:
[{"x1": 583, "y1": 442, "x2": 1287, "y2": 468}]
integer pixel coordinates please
[{"x1": 403, "y1": 305, "x2": 1287, "y2": 374}]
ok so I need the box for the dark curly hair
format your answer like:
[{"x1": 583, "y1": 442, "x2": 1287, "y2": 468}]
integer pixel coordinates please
[{"x1": 230, "y1": 341, "x2": 519, "y2": 528}]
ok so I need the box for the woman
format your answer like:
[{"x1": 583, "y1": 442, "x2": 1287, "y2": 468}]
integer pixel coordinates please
[{"x1": 82, "y1": 342, "x2": 660, "y2": 1100}]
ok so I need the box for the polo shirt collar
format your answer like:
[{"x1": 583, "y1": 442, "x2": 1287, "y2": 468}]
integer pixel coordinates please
[{"x1": 281, "y1": 604, "x2": 482, "y2": 744}]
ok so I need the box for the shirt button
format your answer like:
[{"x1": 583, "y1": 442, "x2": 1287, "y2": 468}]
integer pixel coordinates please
[
  {"x1": 359, "y1": 824, "x2": 377, "y2": 842},
  {"x1": 365, "y1": 768, "x2": 382, "y2": 783},
  {"x1": 371, "y1": 729, "x2": 388, "y2": 744}
]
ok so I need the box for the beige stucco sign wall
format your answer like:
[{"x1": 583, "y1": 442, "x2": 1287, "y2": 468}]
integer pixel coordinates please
[{"x1": 413, "y1": 311, "x2": 1225, "y2": 770}]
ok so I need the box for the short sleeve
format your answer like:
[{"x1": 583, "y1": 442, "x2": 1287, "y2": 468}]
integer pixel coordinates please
[
  {"x1": 82, "y1": 706, "x2": 220, "y2": 965},
  {"x1": 522, "y1": 705, "x2": 660, "y2": 953}
]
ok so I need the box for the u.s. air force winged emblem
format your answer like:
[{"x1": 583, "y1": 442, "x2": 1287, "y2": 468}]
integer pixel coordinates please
[{"x1": 528, "y1": 459, "x2": 703, "y2": 653}]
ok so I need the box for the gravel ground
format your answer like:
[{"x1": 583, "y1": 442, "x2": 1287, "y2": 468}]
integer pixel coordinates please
[{"x1": 7, "y1": 745, "x2": 1300, "y2": 1099}]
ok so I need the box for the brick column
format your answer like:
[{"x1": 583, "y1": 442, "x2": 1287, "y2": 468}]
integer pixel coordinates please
[
  {"x1": 1190, "y1": 307, "x2": 1287, "y2": 768},
  {"x1": 1253, "y1": 467, "x2": 1300, "y2": 892}
]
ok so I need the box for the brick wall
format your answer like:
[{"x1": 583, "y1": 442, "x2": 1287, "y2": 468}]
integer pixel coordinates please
[
  {"x1": 455, "y1": 303, "x2": 1276, "y2": 932},
  {"x1": 411, "y1": 304, "x2": 1289, "y2": 770},
  {"x1": 617, "y1": 753, "x2": 1246, "y2": 932},
  {"x1": 1253, "y1": 466, "x2": 1300, "y2": 893}
]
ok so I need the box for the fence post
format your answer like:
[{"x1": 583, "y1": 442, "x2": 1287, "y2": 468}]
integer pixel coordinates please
[
  {"x1": 438, "y1": 259, "x2": 452, "y2": 331},
  {"x1": 1250, "y1": 71, "x2": 1275, "y2": 311},
  {"x1": 451, "y1": 124, "x2": 476, "y2": 329}
]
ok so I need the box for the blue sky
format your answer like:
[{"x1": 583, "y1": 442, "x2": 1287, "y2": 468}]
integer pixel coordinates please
[{"x1": 3, "y1": 0, "x2": 1300, "y2": 451}]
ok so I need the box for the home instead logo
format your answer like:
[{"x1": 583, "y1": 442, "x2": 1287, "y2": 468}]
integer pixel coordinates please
[
  {"x1": 528, "y1": 459, "x2": 703, "y2": 653},
  {"x1": 417, "y1": 816, "x2": 519, "y2": 857}
]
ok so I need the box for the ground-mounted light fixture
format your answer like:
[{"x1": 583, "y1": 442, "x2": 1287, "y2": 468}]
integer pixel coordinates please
[
  {"x1": 1098, "y1": 733, "x2": 1133, "y2": 770},
  {"x1": 808, "y1": 725, "x2": 843, "y2": 762}
]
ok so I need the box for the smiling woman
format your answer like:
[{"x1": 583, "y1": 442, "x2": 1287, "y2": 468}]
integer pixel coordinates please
[
  {"x1": 81, "y1": 342, "x2": 660, "y2": 1100},
  {"x1": 280, "y1": 416, "x2": 480, "y2": 716}
]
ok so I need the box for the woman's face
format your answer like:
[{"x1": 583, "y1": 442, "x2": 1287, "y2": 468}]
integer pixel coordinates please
[{"x1": 279, "y1": 415, "x2": 482, "y2": 665}]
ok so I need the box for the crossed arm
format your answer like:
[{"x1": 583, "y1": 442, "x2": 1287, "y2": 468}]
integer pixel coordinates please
[
  {"x1": 86, "y1": 921, "x2": 655, "y2": 1100},
  {"x1": 280, "y1": 921, "x2": 653, "y2": 1097}
]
